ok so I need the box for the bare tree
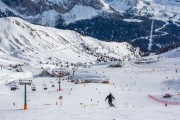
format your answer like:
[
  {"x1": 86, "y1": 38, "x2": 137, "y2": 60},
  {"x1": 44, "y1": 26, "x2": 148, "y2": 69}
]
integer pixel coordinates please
[{"x1": 72, "y1": 66, "x2": 78, "y2": 78}]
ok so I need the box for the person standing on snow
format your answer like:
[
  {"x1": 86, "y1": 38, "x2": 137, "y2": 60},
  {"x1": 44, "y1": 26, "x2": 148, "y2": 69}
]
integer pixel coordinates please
[{"x1": 105, "y1": 93, "x2": 115, "y2": 107}]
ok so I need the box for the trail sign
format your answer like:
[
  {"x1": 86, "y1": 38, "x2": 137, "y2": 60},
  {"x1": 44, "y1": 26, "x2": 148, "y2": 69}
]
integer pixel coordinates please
[{"x1": 59, "y1": 96, "x2": 63, "y2": 108}]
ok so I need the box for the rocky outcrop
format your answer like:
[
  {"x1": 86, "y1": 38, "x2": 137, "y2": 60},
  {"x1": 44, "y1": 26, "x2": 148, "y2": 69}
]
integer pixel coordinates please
[{"x1": 1, "y1": 0, "x2": 106, "y2": 16}]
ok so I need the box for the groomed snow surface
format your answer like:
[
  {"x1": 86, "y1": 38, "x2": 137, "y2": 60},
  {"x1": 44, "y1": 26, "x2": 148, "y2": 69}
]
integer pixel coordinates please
[{"x1": 0, "y1": 48, "x2": 180, "y2": 120}]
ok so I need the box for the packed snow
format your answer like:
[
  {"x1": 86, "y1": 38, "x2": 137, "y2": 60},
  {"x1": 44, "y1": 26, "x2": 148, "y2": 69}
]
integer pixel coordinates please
[{"x1": 0, "y1": 47, "x2": 180, "y2": 120}]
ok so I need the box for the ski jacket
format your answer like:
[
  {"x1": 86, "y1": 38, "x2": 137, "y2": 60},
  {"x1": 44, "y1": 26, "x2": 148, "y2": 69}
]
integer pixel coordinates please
[{"x1": 105, "y1": 94, "x2": 115, "y2": 102}]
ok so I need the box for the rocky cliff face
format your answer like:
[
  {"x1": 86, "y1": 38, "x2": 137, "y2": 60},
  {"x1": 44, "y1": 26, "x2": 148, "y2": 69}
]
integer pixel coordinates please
[
  {"x1": 1, "y1": 0, "x2": 107, "y2": 15},
  {"x1": 1, "y1": 0, "x2": 179, "y2": 23}
]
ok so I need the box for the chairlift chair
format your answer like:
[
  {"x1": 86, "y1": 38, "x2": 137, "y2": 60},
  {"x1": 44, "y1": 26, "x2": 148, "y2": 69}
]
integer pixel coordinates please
[
  {"x1": 52, "y1": 84, "x2": 55, "y2": 87},
  {"x1": 11, "y1": 85, "x2": 17, "y2": 91},
  {"x1": 32, "y1": 87, "x2": 36, "y2": 91},
  {"x1": 31, "y1": 86, "x2": 36, "y2": 91},
  {"x1": 44, "y1": 86, "x2": 48, "y2": 90}
]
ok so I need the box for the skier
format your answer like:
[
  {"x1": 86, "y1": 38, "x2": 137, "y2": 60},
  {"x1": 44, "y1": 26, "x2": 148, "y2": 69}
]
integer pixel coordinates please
[
  {"x1": 13, "y1": 103, "x2": 15, "y2": 106},
  {"x1": 105, "y1": 93, "x2": 115, "y2": 107}
]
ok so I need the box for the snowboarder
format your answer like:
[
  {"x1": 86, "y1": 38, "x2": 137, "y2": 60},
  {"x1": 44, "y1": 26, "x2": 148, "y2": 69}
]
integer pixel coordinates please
[{"x1": 105, "y1": 93, "x2": 115, "y2": 107}]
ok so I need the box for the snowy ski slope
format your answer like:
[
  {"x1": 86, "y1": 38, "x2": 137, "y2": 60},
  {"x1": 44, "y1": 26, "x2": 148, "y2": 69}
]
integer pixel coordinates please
[
  {"x1": 0, "y1": 46, "x2": 180, "y2": 120},
  {"x1": 0, "y1": 17, "x2": 180, "y2": 120}
]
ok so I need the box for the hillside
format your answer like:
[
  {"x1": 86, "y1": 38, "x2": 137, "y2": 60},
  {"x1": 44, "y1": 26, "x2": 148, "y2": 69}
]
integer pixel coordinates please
[{"x1": 0, "y1": 17, "x2": 137, "y2": 65}]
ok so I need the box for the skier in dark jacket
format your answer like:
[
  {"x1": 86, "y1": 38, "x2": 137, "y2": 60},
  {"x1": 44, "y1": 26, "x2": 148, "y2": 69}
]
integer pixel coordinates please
[{"x1": 105, "y1": 93, "x2": 115, "y2": 107}]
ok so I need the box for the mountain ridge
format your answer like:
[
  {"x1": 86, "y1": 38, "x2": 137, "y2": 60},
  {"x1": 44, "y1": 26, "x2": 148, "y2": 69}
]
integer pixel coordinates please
[{"x1": 0, "y1": 0, "x2": 179, "y2": 52}]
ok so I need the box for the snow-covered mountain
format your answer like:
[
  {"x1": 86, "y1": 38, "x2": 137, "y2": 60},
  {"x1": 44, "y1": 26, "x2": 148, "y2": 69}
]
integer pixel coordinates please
[
  {"x1": 1, "y1": 0, "x2": 179, "y2": 25},
  {"x1": 0, "y1": 0, "x2": 180, "y2": 52},
  {"x1": 0, "y1": 28, "x2": 180, "y2": 120},
  {"x1": 107, "y1": 0, "x2": 180, "y2": 21},
  {"x1": 0, "y1": 17, "x2": 137, "y2": 65}
]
